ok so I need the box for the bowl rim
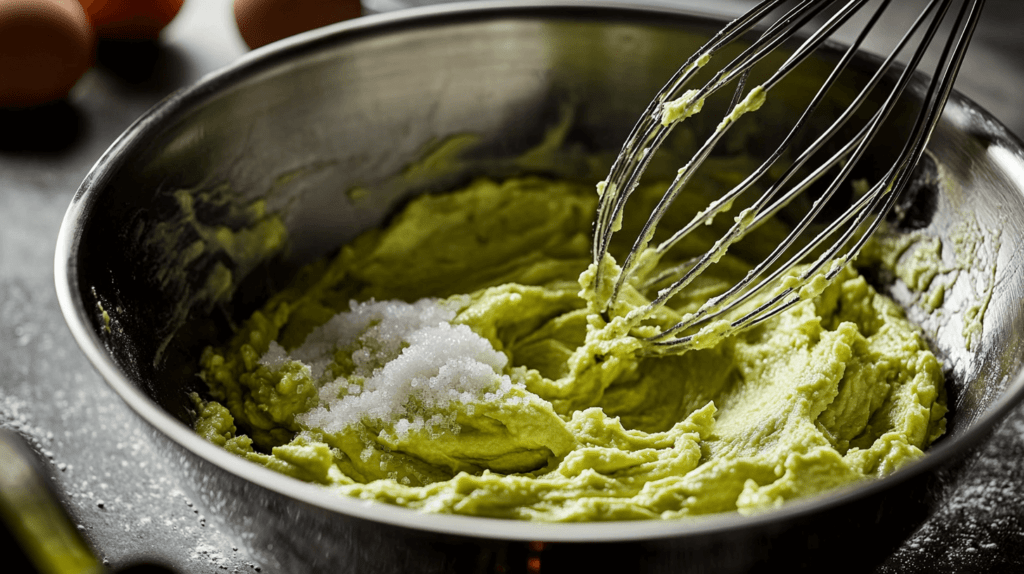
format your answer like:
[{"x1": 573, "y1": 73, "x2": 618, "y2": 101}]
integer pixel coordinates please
[{"x1": 54, "y1": 0, "x2": 1024, "y2": 543}]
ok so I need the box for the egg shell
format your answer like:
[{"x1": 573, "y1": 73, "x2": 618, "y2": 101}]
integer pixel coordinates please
[
  {"x1": 0, "y1": 0, "x2": 95, "y2": 108},
  {"x1": 79, "y1": 0, "x2": 184, "y2": 40},
  {"x1": 234, "y1": 0, "x2": 362, "y2": 50}
]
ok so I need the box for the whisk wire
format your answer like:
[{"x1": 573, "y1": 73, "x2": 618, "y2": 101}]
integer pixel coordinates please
[
  {"x1": 609, "y1": 0, "x2": 896, "y2": 323},
  {"x1": 602, "y1": 0, "x2": 885, "y2": 314},
  {"x1": 596, "y1": 0, "x2": 843, "y2": 274},
  {"x1": 653, "y1": 0, "x2": 986, "y2": 352},
  {"x1": 647, "y1": 0, "x2": 953, "y2": 342},
  {"x1": 596, "y1": 0, "x2": 873, "y2": 309},
  {"x1": 591, "y1": 0, "x2": 986, "y2": 353},
  {"x1": 646, "y1": 0, "x2": 896, "y2": 280},
  {"x1": 592, "y1": 0, "x2": 824, "y2": 266}
]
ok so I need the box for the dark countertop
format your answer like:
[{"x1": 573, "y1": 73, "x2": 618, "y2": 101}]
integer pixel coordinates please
[{"x1": 1, "y1": 1, "x2": 1022, "y2": 572}]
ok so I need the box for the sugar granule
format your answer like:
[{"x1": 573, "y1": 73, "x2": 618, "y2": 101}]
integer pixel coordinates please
[{"x1": 286, "y1": 298, "x2": 510, "y2": 437}]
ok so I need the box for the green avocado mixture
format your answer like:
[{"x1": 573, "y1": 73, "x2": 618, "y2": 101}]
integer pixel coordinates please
[{"x1": 192, "y1": 169, "x2": 946, "y2": 521}]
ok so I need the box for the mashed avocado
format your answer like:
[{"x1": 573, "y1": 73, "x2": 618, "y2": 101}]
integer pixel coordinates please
[{"x1": 193, "y1": 173, "x2": 946, "y2": 521}]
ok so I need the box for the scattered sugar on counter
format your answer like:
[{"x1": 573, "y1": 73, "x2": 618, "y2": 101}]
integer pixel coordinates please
[{"x1": 261, "y1": 298, "x2": 514, "y2": 439}]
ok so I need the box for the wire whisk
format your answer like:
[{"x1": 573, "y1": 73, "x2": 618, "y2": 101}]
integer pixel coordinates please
[{"x1": 589, "y1": 0, "x2": 985, "y2": 354}]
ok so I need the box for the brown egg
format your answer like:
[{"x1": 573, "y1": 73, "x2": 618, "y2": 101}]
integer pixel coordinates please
[
  {"x1": 234, "y1": 0, "x2": 362, "y2": 50},
  {"x1": 0, "y1": 0, "x2": 95, "y2": 108},
  {"x1": 78, "y1": 0, "x2": 184, "y2": 40}
]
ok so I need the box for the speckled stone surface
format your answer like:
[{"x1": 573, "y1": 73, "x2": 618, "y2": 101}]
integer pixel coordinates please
[{"x1": 1, "y1": 1, "x2": 1022, "y2": 573}]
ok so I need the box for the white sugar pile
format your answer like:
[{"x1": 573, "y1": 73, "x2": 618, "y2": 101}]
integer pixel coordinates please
[{"x1": 261, "y1": 298, "x2": 514, "y2": 439}]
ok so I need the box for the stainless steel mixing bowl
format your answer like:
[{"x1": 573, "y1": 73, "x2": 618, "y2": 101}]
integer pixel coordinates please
[{"x1": 55, "y1": 2, "x2": 1024, "y2": 572}]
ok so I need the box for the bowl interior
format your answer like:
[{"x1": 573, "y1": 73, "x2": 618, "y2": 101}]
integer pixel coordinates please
[{"x1": 59, "y1": 1, "x2": 1024, "y2": 534}]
